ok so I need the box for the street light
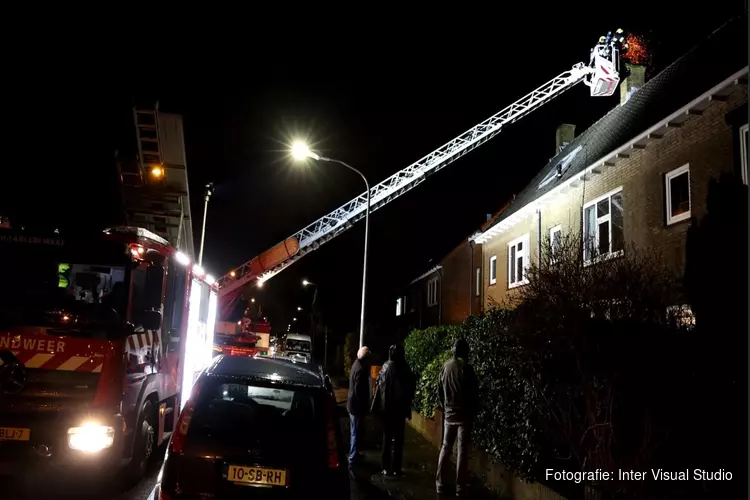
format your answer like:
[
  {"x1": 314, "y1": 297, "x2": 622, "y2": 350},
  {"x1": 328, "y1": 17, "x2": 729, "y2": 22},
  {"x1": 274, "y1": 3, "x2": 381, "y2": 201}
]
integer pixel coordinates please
[
  {"x1": 198, "y1": 182, "x2": 214, "y2": 266},
  {"x1": 297, "y1": 306, "x2": 302, "y2": 311},
  {"x1": 291, "y1": 141, "x2": 370, "y2": 349}
]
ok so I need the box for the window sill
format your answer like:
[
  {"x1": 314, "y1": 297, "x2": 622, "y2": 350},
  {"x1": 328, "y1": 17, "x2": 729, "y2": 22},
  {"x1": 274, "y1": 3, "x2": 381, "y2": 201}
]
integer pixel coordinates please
[
  {"x1": 666, "y1": 212, "x2": 691, "y2": 226},
  {"x1": 584, "y1": 250, "x2": 624, "y2": 267},
  {"x1": 508, "y1": 280, "x2": 529, "y2": 290}
]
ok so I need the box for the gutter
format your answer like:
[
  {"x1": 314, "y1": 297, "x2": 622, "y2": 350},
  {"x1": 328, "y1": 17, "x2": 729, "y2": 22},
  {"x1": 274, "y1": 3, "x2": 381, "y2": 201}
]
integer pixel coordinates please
[{"x1": 473, "y1": 67, "x2": 748, "y2": 244}]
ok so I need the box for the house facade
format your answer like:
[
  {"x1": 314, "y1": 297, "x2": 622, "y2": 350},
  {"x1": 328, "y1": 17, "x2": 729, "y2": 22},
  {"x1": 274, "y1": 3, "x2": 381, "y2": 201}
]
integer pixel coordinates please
[
  {"x1": 472, "y1": 17, "x2": 748, "y2": 310},
  {"x1": 395, "y1": 236, "x2": 485, "y2": 336}
]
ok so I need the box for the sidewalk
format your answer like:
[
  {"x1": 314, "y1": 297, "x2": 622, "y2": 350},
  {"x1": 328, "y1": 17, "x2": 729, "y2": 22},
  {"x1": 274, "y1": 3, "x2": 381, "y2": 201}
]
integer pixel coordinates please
[{"x1": 333, "y1": 378, "x2": 499, "y2": 500}]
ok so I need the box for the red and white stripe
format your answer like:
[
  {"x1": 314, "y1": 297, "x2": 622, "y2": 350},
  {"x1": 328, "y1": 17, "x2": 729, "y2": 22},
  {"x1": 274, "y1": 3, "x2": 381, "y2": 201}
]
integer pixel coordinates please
[
  {"x1": 126, "y1": 331, "x2": 160, "y2": 353},
  {"x1": 10, "y1": 351, "x2": 103, "y2": 373}
]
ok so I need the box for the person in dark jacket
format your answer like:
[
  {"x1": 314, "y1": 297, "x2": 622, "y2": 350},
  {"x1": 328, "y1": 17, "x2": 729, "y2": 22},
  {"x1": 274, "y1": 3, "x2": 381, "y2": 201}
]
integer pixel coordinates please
[
  {"x1": 436, "y1": 338, "x2": 478, "y2": 496},
  {"x1": 346, "y1": 345, "x2": 371, "y2": 464},
  {"x1": 371, "y1": 344, "x2": 414, "y2": 476}
]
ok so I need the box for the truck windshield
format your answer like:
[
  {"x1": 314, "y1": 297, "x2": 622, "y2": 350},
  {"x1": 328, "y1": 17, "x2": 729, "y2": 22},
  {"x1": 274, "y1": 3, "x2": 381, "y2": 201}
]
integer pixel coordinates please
[
  {"x1": 0, "y1": 233, "x2": 129, "y2": 336},
  {"x1": 286, "y1": 340, "x2": 310, "y2": 352}
]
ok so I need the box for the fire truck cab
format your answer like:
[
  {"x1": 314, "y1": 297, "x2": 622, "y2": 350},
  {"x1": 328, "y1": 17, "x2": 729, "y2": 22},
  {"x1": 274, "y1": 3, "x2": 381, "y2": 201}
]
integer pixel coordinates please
[{"x1": 0, "y1": 225, "x2": 216, "y2": 479}]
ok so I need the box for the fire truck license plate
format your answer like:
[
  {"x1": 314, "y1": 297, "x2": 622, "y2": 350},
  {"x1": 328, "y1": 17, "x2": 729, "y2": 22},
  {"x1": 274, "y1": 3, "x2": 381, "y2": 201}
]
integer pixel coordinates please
[
  {"x1": 0, "y1": 427, "x2": 30, "y2": 441},
  {"x1": 227, "y1": 465, "x2": 287, "y2": 486}
]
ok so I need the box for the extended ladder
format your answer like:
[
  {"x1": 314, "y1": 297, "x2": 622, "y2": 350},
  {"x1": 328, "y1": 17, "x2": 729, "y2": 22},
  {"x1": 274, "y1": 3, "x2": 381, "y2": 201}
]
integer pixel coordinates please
[{"x1": 217, "y1": 34, "x2": 625, "y2": 302}]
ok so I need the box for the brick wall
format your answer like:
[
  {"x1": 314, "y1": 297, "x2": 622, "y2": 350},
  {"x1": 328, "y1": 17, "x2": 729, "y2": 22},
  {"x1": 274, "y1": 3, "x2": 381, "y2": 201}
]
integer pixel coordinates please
[
  {"x1": 440, "y1": 239, "x2": 484, "y2": 324},
  {"x1": 482, "y1": 85, "x2": 747, "y2": 308}
]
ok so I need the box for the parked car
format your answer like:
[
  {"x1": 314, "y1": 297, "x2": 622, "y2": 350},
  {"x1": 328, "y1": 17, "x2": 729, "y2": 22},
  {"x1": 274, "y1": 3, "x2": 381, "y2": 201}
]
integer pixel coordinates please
[{"x1": 155, "y1": 355, "x2": 349, "y2": 499}]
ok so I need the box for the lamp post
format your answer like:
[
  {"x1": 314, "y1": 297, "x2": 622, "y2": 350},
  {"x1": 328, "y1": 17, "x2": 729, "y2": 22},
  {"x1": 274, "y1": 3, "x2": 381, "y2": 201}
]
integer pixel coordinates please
[
  {"x1": 198, "y1": 182, "x2": 214, "y2": 266},
  {"x1": 302, "y1": 279, "x2": 319, "y2": 365},
  {"x1": 293, "y1": 142, "x2": 370, "y2": 349}
]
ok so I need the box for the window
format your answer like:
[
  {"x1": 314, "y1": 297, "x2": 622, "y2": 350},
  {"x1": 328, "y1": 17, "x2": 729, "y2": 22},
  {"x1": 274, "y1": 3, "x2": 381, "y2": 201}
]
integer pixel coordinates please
[
  {"x1": 665, "y1": 164, "x2": 691, "y2": 225},
  {"x1": 475, "y1": 268, "x2": 480, "y2": 297},
  {"x1": 163, "y1": 261, "x2": 188, "y2": 353},
  {"x1": 489, "y1": 256, "x2": 497, "y2": 285},
  {"x1": 427, "y1": 277, "x2": 438, "y2": 307},
  {"x1": 507, "y1": 234, "x2": 530, "y2": 288},
  {"x1": 395, "y1": 297, "x2": 404, "y2": 316},
  {"x1": 740, "y1": 124, "x2": 748, "y2": 185},
  {"x1": 549, "y1": 225, "x2": 562, "y2": 260},
  {"x1": 583, "y1": 188, "x2": 624, "y2": 262}
]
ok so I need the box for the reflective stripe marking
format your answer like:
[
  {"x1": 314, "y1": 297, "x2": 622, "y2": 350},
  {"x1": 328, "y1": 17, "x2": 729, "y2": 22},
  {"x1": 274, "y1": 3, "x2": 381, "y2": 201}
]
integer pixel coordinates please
[
  {"x1": 22, "y1": 353, "x2": 56, "y2": 368},
  {"x1": 56, "y1": 356, "x2": 90, "y2": 371}
]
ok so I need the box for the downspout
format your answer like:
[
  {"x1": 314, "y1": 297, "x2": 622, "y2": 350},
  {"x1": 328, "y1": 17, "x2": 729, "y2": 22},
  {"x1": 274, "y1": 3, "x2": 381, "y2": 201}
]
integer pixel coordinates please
[
  {"x1": 468, "y1": 239, "x2": 474, "y2": 317},
  {"x1": 536, "y1": 209, "x2": 542, "y2": 267}
]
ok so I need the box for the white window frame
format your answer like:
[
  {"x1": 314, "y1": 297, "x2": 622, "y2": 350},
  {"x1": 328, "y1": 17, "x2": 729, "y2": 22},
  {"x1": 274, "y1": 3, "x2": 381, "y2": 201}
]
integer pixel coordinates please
[
  {"x1": 665, "y1": 164, "x2": 691, "y2": 225},
  {"x1": 549, "y1": 225, "x2": 562, "y2": 260},
  {"x1": 396, "y1": 297, "x2": 403, "y2": 316},
  {"x1": 427, "y1": 277, "x2": 438, "y2": 307},
  {"x1": 507, "y1": 233, "x2": 530, "y2": 289},
  {"x1": 740, "y1": 123, "x2": 748, "y2": 185},
  {"x1": 475, "y1": 267, "x2": 481, "y2": 297},
  {"x1": 489, "y1": 256, "x2": 497, "y2": 285},
  {"x1": 583, "y1": 186, "x2": 624, "y2": 264}
]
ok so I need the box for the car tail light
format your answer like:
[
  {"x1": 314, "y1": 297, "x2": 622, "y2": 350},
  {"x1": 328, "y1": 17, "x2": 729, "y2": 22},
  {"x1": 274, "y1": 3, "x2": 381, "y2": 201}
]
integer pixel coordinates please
[
  {"x1": 170, "y1": 382, "x2": 203, "y2": 454},
  {"x1": 326, "y1": 396, "x2": 340, "y2": 469}
]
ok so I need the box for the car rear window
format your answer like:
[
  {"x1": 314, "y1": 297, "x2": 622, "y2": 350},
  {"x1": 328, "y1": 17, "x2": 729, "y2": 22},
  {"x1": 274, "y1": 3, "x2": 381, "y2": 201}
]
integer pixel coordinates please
[{"x1": 189, "y1": 378, "x2": 325, "y2": 454}]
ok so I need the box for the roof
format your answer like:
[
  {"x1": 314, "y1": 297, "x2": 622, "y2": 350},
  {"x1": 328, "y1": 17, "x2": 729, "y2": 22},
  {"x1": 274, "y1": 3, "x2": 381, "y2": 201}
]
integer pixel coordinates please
[
  {"x1": 478, "y1": 13, "x2": 748, "y2": 236},
  {"x1": 286, "y1": 333, "x2": 311, "y2": 341},
  {"x1": 209, "y1": 355, "x2": 324, "y2": 388},
  {"x1": 409, "y1": 265, "x2": 442, "y2": 285}
]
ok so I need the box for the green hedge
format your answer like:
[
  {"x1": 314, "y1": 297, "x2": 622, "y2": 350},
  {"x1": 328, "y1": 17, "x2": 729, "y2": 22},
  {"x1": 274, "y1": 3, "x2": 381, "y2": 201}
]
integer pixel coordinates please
[{"x1": 402, "y1": 231, "x2": 746, "y2": 499}]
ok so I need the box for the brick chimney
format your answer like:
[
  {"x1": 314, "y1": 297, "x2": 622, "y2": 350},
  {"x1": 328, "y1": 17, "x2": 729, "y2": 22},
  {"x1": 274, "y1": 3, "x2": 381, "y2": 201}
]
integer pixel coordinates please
[
  {"x1": 555, "y1": 123, "x2": 576, "y2": 153},
  {"x1": 620, "y1": 63, "x2": 646, "y2": 105}
]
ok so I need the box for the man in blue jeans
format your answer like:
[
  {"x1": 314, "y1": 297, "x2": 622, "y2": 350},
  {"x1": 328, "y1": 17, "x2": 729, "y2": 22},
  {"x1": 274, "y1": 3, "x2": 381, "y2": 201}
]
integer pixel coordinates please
[{"x1": 346, "y1": 346, "x2": 371, "y2": 465}]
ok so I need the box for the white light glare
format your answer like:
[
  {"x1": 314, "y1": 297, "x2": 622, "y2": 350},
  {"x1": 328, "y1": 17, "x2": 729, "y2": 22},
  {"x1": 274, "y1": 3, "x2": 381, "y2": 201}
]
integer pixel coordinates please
[
  {"x1": 193, "y1": 265, "x2": 205, "y2": 276},
  {"x1": 67, "y1": 423, "x2": 115, "y2": 452},
  {"x1": 291, "y1": 141, "x2": 319, "y2": 161},
  {"x1": 175, "y1": 252, "x2": 190, "y2": 266},
  {"x1": 206, "y1": 274, "x2": 216, "y2": 285}
]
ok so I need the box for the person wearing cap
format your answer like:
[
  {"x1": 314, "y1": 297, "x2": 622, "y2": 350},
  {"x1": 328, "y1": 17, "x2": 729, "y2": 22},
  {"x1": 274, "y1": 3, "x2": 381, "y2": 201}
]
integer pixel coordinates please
[
  {"x1": 371, "y1": 344, "x2": 415, "y2": 476},
  {"x1": 436, "y1": 338, "x2": 479, "y2": 496},
  {"x1": 347, "y1": 345, "x2": 372, "y2": 465}
]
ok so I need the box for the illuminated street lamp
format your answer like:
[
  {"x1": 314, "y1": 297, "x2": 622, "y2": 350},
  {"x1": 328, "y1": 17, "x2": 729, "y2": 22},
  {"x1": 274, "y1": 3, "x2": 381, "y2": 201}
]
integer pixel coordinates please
[
  {"x1": 297, "y1": 306, "x2": 302, "y2": 311},
  {"x1": 292, "y1": 141, "x2": 370, "y2": 349}
]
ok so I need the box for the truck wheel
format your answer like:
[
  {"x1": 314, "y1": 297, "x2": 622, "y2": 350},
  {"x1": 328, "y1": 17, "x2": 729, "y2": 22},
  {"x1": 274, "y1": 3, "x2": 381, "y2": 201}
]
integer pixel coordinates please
[{"x1": 129, "y1": 400, "x2": 156, "y2": 480}]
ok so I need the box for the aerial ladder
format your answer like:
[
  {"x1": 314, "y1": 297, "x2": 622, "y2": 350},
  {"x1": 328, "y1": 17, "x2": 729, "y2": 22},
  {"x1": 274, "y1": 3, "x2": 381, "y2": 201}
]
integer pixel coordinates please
[{"x1": 216, "y1": 30, "x2": 631, "y2": 318}]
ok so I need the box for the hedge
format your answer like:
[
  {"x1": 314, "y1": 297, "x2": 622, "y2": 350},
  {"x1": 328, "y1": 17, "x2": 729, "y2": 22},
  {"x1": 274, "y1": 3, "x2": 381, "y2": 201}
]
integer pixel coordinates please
[{"x1": 403, "y1": 225, "x2": 746, "y2": 499}]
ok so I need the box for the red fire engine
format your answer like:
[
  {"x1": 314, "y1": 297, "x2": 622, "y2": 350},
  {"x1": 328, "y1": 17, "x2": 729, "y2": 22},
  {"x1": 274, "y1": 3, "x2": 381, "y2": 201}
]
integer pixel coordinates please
[{"x1": 0, "y1": 226, "x2": 217, "y2": 478}]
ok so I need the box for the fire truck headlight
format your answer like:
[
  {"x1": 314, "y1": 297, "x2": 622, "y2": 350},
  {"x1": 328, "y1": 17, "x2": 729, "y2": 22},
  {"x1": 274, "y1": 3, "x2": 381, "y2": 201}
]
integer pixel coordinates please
[{"x1": 67, "y1": 422, "x2": 115, "y2": 452}]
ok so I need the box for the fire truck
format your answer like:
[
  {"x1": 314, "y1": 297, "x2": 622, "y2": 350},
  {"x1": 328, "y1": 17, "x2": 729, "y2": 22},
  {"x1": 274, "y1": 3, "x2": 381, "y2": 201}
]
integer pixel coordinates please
[
  {"x1": 0, "y1": 225, "x2": 216, "y2": 478},
  {"x1": 0, "y1": 106, "x2": 219, "y2": 479},
  {"x1": 213, "y1": 31, "x2": 631, "y2": 321}
]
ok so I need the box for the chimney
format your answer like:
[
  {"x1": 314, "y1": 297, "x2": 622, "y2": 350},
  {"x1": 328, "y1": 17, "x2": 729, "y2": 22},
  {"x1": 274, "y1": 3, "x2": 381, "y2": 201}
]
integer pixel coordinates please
[
  {"x1": 620, "y1": 63, "x2": 646, "y2": 105},
  {"x1": 555, "y1": 123, "x2": 576, "y2": 153}
]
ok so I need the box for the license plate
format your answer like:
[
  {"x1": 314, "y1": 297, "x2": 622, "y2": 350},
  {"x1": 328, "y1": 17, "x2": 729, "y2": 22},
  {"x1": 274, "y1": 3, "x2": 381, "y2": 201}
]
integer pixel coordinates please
[
  {"x1": 0, "y1": 427, "x2": 30, "y2": 441},
  {"x1": 227, "y1": 465, "x2": 287, "y2": 486}
]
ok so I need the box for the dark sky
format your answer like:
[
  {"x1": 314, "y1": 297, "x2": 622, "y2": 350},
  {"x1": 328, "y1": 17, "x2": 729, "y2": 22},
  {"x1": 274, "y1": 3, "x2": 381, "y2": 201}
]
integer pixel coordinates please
[{"x1": 4, "y1": 2, "x2": 745, "y2": 340}]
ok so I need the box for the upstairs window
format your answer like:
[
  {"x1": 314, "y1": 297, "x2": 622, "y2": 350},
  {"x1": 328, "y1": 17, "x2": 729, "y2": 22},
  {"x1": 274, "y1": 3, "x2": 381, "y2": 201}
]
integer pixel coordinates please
[
  {"x1": 395, "y1": 297, "x2": 403, "y2": 316},
  {"x1": 665, "y1": 164, "x2": 691, "y2": 225},
  {"x1": 584, "y1": 188, "x2": 624, "y2": 262},
  {"x1": 549, "y1": 225, "x2": 562, "y2": 261},
  {"x1": 489, "y1": 256, "x2": 497, "y2": 285},
  {"x1": 427, "y1": 277, "x2": 438, "y2": 307},
  {"x1": 475, "y1": 268, "x2": 480, "y2": 297},
  {"x1": 508, "y1": 234, "x2": 530, "y2": 288}
]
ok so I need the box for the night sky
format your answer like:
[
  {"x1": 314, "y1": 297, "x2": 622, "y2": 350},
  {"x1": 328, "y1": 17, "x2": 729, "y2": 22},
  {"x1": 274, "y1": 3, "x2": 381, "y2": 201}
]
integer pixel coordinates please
[{"x1": 4, "y1": 3, "x2": 744, "y2": 341}]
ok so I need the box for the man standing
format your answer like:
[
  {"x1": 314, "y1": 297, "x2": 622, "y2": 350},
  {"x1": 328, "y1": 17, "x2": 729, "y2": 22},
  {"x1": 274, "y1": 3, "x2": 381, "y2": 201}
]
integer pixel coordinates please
[
  {"x1": 436, "y1": 338, "x2": 478, "y2": 496},
  {"x1": 347, "y1": 346, "x2": 371, "y2": 465},
  {"x1": 371, "y1": 344, "x2": 415, "y2": 476}
]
